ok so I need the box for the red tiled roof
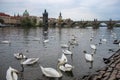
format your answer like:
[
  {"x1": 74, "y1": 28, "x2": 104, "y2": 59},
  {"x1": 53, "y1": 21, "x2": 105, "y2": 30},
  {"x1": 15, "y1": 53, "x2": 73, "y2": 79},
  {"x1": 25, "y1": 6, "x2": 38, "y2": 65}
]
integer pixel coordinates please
[{"x1": 0, "y1": 12, "x2": 10, "y2": 17}]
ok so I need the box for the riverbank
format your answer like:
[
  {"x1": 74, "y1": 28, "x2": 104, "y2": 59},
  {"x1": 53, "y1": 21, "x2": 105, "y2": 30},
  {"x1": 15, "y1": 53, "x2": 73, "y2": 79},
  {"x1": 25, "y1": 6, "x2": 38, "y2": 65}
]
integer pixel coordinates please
[{"x1": 82, "y1": 49, "x2": 120, "y2": 80}]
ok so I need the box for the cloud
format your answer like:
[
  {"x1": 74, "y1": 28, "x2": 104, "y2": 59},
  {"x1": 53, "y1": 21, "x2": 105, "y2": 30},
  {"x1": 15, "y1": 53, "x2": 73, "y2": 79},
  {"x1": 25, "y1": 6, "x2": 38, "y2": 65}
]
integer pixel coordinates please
[
  {"x1": 61, "y1": 7, "x2": 100, "y2": 21},
  {"x1": 0, "y1": 0, "x2": 120, "y2": 20}
]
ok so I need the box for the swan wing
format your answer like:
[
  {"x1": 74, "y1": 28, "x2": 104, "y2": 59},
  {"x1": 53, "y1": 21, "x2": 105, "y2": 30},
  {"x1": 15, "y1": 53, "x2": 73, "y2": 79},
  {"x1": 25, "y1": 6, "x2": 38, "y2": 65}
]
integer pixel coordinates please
[
  {"x1": 59, "y1": 64, "x2": 73, "y2": 71},
  {"x1": 12, "y1": 72, "x2": 18, "y2": 80},
  {"x1": 90, "y1": 44, "x2": 96, "y2": 50},
  {"x1": 40, "y1": 66, "x2": 61, "y2": 77},
  {"x1": 85, "y1": 54, "x2": 93, "y2": 62},
  {"x1": 64, "y1": 64, "x2": 73, "y2": 71},
  {"x1": 61, "y1": 44, "x2": 69, "y2": 48},
  {"x1": 58, "y1": 54, "x2": 68, "y2": 64},
  {"x1": 6, "y1": 67, "x2": 18, "y2": 80},
  {"x1": 22, "y1": 58, "x2": 39, "y2": 65},
  {"x1": 6, "y1": 67, "x2": 12, "y2": 80},
  {"x1": 63, "y1": 50, "x2": 72, "y2": 55},
  {"x1": 59, "y1": 65, "x2": 66, "y2": 72}
]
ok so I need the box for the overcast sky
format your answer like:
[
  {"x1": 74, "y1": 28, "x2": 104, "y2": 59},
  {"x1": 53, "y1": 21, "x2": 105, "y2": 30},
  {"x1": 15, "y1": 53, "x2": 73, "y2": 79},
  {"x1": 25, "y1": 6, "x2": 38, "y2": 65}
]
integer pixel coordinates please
[{"x1": 0, "y1": 0, "x2": 120, "y2": 21}]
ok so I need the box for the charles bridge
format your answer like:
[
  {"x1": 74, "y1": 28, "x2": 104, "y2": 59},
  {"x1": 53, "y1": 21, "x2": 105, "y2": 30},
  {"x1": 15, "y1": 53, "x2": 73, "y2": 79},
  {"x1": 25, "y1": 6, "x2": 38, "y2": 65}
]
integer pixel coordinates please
[{"x1": 50, "y1": 19, "x2": 120, "y2": 29}]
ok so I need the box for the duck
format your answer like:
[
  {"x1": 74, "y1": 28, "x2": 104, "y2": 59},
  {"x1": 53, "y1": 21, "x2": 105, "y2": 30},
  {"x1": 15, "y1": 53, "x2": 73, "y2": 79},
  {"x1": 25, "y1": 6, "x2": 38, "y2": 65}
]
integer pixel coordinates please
[
  {"x1": 6, "y1": 66, "x2": 19, "y2": 80},
  {"x1": 62, "y1": 49, "x2": 72, "y2": 55},
  {"x1": 21, "y1": 58, "x2": 39, "y2": 65},
  {"x1": 40, "y1": 62, "x2": 63, "y2": 78},
  {"x1": 14, "y1": 53, "x2": 27, "y2": 60},
  {"x1": 90, "y1": 44, "x2": 96, "y2": 50}
]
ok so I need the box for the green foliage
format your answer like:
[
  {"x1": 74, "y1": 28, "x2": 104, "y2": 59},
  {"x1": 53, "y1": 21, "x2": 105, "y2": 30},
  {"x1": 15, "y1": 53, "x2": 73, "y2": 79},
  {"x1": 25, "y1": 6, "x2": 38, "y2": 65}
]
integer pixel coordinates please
[
  {"x1": 21, "y1": 17, "x2": 37, "y2": 27},
  {"x1": 0, "y1": 19, "x2": 4, "y2": 24},
  {"x1": 38, "y1": 21, "x2": 43, "y2": 27},
  {"x1": 114, "y1": 23, "x2": 120, "y2": 27}
]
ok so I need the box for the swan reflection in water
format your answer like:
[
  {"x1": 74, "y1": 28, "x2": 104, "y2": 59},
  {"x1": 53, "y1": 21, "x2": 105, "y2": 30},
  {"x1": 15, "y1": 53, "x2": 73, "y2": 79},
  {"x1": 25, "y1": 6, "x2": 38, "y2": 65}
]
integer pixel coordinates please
[
  {"x1": 42, "y1": 30, "x2": 49, "y2": 48},
  {"x1": 20, "y1": 64, "x2": 24, "y2": 80}
]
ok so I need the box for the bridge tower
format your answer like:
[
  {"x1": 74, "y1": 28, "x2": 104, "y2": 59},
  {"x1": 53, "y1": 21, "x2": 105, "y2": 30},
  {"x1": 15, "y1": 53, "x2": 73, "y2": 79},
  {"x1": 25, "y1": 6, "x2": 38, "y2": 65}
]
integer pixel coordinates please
[
  {"x1": 58, "y1": 12, "x2": 63, "y2": 27},
  {"x1": 59, "y1": 12, "x2": 62, "y2": 22},
  {"x1": 107, "y1": 19, "x2": 114, "y2": 29},
  {"x1": 43, "y1": 9, "x2": 48, "y2": 31}
]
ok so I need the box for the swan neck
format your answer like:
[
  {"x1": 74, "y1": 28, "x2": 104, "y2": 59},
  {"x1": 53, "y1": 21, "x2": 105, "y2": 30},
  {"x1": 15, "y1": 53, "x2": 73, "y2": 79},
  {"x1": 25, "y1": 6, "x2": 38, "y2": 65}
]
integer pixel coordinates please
[{"x1": 57, "y1": 63, "x2": 62, "y2": 77}]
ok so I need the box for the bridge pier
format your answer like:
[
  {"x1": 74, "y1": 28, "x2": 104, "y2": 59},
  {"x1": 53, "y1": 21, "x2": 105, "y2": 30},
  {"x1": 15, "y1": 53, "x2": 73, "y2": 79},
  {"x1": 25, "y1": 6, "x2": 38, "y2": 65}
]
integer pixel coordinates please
[
  {"x1": 107, "y1": 19, "x2": 114, "y2": 29},
  {"x1": 93, "y1": 19, "x2": 99, "y2": 29}
]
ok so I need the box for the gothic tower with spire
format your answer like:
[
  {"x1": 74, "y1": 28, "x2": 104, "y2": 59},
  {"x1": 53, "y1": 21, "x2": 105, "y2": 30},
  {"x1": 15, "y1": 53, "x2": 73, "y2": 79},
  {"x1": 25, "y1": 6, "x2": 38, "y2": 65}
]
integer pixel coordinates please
[
  {"x1": 43, "y1": 9, "x2": 48, "y2": 31},
  {"x1": 58, "y1": 12, "x2": 62, "y2": 23}
]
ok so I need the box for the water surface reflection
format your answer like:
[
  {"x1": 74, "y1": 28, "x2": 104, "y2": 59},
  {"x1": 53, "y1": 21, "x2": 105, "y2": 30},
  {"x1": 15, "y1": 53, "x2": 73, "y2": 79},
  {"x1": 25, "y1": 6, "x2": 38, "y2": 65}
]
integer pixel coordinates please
[{"x1": 0, "y1": 27, "x2": 120, "y2": 80}]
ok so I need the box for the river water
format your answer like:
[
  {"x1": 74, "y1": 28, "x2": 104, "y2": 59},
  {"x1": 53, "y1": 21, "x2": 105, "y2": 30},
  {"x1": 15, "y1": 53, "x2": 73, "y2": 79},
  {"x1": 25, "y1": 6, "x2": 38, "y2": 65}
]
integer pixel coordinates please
[{"x1": 0, "y1": 27, "x2": 120, "y2": 80}]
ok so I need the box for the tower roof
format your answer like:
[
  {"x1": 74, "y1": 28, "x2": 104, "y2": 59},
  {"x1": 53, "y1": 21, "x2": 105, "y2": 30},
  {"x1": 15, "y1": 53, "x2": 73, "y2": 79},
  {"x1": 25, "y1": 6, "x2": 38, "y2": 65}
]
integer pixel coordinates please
[{"x1": 23, "y1": 10, "x2": 29, "y2": 16}]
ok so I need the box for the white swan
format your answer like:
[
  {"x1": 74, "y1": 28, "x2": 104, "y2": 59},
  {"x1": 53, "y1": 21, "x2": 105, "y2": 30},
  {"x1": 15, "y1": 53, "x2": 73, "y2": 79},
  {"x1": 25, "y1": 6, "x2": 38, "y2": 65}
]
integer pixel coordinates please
[
  {"x1": 69, "y1": 39, "x2": 78, "y2": 45},
  {"x1": 6, "y1": 66, "x2": 19, "y2": 80},
  {"x1": 59, "y1": 63, "x2": 74, "y2": 72},
  {"x1": 14, "y1": 53, "x2": 26, "y2": 59},
  {"x1": 62, "y1": 49, "x2": 72, "y2": 55},
  {"x1": 40, "y1": 63, "x2": 62, "y2": 78},
  {"x1": 84, "y1": 53, "x2": 93, "y2": 62},
  {"x1": 58, "y1": 53, "x2": 68, "y2": 64},
  {"x1": 1, "y1": 40, "x2": 11, "y2": 44},
  {"x1": 61, "y1": 44, "x2": 69, "y2": 48},
  {"x1": 43, "y1": 39, "x2": 49, "y2": 43},
  {"x1": 21, "y1": 58, "x2": 39, "y2": 65},
  {"x1": 90, "y1": 44, "x2": 96, "y2": 50},
  {"x1": 102, "y1": 39, "x2": 107, "y2": 42}
]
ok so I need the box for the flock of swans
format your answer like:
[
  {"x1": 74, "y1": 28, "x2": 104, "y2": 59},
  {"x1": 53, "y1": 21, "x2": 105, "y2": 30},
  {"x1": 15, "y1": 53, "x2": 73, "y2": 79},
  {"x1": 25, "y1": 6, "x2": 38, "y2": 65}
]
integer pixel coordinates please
[
  {"x1": 5, "y1": 35, "x2": 77, "y2": 80},
  {"x1": 3, "y1": 29, "x2": 120, "y2": 80}
]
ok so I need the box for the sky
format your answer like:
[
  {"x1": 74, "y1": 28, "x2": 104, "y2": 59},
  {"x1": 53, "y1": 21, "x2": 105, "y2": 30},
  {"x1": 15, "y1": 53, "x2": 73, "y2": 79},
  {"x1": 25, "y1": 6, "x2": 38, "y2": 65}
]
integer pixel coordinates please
[{"x1": 0, "y1": 0, "x2": 120, "y2": 21}]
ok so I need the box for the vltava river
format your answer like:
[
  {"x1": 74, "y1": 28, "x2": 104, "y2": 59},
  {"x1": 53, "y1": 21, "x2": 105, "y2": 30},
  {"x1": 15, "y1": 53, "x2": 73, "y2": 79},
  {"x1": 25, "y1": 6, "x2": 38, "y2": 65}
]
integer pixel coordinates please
[{"x1": 0, "y1": 27, "x2": 120, "y2": 80}]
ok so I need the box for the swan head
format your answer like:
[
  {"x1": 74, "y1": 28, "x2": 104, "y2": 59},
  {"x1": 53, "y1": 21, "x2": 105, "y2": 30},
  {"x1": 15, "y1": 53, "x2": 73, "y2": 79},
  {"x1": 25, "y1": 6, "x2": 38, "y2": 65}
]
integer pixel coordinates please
[{"x1": 83, "y1": 50, "x2": 87, "y2": 53}]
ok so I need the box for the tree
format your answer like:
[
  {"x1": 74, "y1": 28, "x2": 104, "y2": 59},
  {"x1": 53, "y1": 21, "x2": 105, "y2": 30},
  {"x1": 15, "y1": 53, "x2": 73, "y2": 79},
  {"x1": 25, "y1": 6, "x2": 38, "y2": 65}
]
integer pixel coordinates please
[
  {"x1": 21, "y1": 17, "x2": 33, "y2": 27},
  {"x1": 38, "y1": 21, "x2": 43, "y2": 27}
]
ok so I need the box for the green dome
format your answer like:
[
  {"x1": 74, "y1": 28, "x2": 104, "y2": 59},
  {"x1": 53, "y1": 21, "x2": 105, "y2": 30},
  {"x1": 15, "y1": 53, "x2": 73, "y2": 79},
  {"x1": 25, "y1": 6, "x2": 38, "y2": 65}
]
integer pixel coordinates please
[{"x1": 23, "y1": 10, "x2": 29, "y2": 16}]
